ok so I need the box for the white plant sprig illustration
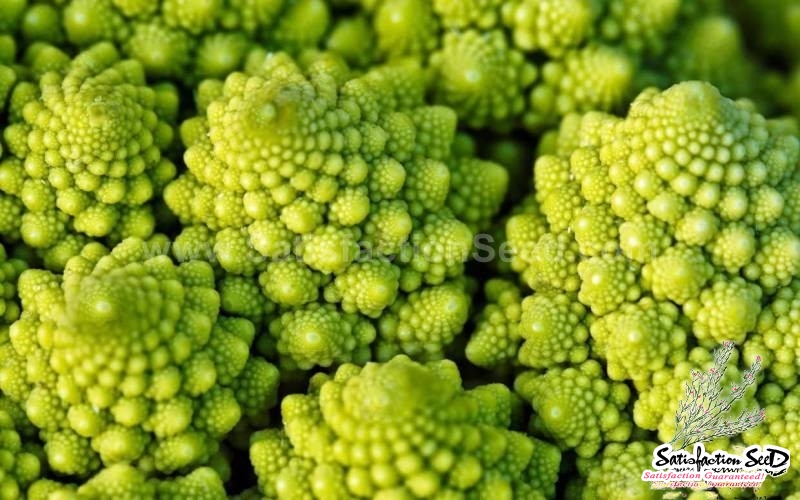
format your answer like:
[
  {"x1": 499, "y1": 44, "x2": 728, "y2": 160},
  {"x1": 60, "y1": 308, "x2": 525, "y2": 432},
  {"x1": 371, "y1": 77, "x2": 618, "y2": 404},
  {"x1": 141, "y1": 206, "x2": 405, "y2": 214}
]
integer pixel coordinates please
[{"x1": 670, "y1": 341, "x2": 765, "y2": 449}]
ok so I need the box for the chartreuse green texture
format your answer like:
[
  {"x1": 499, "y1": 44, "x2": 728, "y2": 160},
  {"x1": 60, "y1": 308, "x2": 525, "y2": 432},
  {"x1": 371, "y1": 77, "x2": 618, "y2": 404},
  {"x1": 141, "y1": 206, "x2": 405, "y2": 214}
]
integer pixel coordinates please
[
  {"x1": 464, "y1": 82, "x2": 800, "y2": 479},
  {"x1": 0, "y1": 0, "x2": 331, "y2": 81},
  {"x1": 250, "y1": 355, "x2": 560, "y2": 499},
  {"x1": 26, "y1": 464, "x2": 227, "y2": 499},
  {"x1": 165, "y1": 51, "x2": 505, "y2": 369},
  {"x1": 746, "y1": 279, "x2": 800, "y2": 389},
  {"x1": 0, "y1": 42, "x2": 178, "y2": 269},
  {"x1": 741, "y1": 383, "x2": 800, "y2": 497},
  {"x1": 572, "y1": 441, "x2": 660, "y2": 499},
  {"x1": 0, "y1": 398, "x2": 40, "y2": 500},
  {"x1": 0, "y1": 243, "x2": 25, "y2": 328},
  {"x1": 0, "y1": 35, "x2": 18, "y2": 118},
  {"x1": 515, "y1": 360, "x2": 631, "y2": 458},
  {"x1": 477, "y1": 81, "x2": 800, "y2": 367},
  {"x1": 0, "y1": 247, "x2": 32, "y2": 500},
  {"x1": 345, "y1": 0, "x2": 636, "y2": 131},
  {"x1": 327, "y1": 0, "x2": 770, "y2": 132},
  {"x1": 3, "y1": 0, "x2": 800, "y2": 498},
  {"x1": 0, "y1": 237, "x2": 279, "y2": 479},
  {"x1": 464, "y1": 279, "x2": 523, "y2": 369}
]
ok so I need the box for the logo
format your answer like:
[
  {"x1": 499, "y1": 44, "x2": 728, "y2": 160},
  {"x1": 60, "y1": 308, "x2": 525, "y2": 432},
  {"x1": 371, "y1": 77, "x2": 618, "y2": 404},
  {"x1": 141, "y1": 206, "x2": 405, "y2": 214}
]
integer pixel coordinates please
[{"x1": 641, "y1": 341, "x2": 790, "y2": 491}]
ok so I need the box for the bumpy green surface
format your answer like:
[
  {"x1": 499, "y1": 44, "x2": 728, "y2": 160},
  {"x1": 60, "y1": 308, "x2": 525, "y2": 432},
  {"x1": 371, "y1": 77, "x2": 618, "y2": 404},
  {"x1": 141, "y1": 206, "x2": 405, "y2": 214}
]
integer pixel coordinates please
[
  {"x1": 1, "y1": 0, "x2": 800, "y2": 498},
  {"x1": 164, "y1": 51, "x2": 503, "y2": 368},
  {"x1": 515, "y1": 360, "x2": 632, "y2": 458},
  {"x1": 0, "y1": 238, "x2": 279, "y2": 477},
  {"x1": 467, "y1": 83, "x2": 800, "y2": 493},
  {"x1": 251, "y1": 355, "x2": 560, "y2": 499},
  {"x1": 0, "y1": 399, "x2": 41, "y2": 500},
  {"x1": 26, "y1": 464, "x2": 227, "y2": 499},
  {"x1": 0, "y1": 43, "x2": 177, "y2": 268},
  {"x1": 505, "y1": 83, "x2": 800, "y2": 374}
]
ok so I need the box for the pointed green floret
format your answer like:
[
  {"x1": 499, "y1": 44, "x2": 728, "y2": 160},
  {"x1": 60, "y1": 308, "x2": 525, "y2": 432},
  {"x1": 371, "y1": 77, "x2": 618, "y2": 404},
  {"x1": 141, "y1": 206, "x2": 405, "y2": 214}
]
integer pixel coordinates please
[
  {"x1": 0, "y1": 43, "x2": 177, "y2": 261},
  {"x1": 465, "y1": 279, "x2": 523, "y2": 369},
  {"x1": 250, "y1": 355, "x2": 560, "y2": 498},
  {"x1": 504, "y1": 0, "x2": 597, "y2": 56},
  {"x1": 0, "y1": 238, "x2": 279, "y2": 477},
  {"x1": 429, "y1": 29, "x2": 536, "y2": 130},
  {"x1": 517, "y1": 291, "x2": 589, "y2": 369},
  {"x1": 377, "y1": 282, "x2": 470, "y2": 360},
  {"x1": 269, "y1": 303, "x2": 375, "y2": 370},
  {"x1": 590, "y1": 298, "x2": 687, "y2": 384},
  {"x1": 685, "y1": 276, "x2": 762, "y2": 344},
  {"x1": 515, "y1": 360, "x2": 632, "y2": 458},
  {"x1": 162, "y1": 50, "x2": 503, "y2": 360}
]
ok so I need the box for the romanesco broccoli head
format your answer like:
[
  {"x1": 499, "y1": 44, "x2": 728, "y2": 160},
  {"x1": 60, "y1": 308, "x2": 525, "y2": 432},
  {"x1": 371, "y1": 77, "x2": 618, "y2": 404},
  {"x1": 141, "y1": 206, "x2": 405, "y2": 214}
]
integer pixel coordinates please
[
  {"x1": 0, "y1": 43, "x2": 177, "y2": 264},
  {"x1": 496, "y1": 81, "x2": 800, "y2": 384},
  {"x1": 251, "y1": 355, "x2": 560, "y2": 499},
  {"x1": 0, "y1": 237, "x2": 279, "y2": 477},
  {"x1": 164, "y1": 52, "x2": 502, "y2": 367}
]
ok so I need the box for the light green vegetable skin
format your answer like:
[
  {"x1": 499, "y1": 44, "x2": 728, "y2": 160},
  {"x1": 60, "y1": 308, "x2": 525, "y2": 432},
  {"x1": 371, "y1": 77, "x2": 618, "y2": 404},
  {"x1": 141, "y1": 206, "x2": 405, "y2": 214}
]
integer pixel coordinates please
[{"x1": 0, "y1": 0, "x2": 799, "y2": 499}]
